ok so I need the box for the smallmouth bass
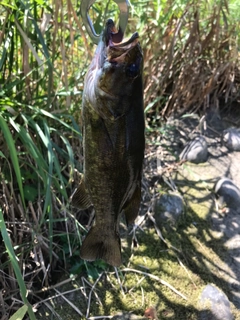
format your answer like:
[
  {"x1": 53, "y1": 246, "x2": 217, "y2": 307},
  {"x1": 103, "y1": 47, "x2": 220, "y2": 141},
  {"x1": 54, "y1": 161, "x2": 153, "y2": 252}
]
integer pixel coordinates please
[{"x1": 73, "y1": 19, "x2": 145, "y2": 266}]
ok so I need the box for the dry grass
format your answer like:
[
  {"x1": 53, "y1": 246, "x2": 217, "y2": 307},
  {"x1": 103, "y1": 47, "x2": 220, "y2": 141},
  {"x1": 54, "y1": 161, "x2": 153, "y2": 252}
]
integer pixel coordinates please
[{"x1": 143, "y1": 3, "x2": 240, "y2": 120}]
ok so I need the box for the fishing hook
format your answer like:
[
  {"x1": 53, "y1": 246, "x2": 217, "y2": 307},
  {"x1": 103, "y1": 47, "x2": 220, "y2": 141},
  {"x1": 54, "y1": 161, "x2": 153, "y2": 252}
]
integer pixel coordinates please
[{"x1": 80, "y1": 0, "x2": 130, "y2": 44}]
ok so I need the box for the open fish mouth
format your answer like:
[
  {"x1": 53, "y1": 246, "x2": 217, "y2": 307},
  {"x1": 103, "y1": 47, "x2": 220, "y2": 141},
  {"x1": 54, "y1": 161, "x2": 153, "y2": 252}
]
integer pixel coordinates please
[
  {"x1": 84, "y1": 18, "x2": 143, "y2": 115},
  {"x1": 107, "y1": 32, "x2": 140, "y2": 62},
  {"x1": 109, "y1": 31, "x2": 139, "y2": 48},
  {"x1": 103, "y1": 19, "x2": 140, "y2": 63}
]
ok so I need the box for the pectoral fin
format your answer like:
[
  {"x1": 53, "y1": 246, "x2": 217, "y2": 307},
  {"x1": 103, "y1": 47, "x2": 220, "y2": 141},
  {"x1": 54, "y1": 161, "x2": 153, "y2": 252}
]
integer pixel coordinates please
[
  {"x1": 70, "y1": 177, "x2": 92, "y2": 209},
  {"x1": 123, "y1": 183, "x2": 141, "y2": 225}
]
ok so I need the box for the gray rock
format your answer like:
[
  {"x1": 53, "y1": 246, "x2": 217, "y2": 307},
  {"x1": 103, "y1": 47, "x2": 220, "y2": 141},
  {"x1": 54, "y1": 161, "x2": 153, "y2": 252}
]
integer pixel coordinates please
[
  {"x1": 198, "y1": 284, "x2": 233, "y2": 320},
  {"x1": 214, "y1": 177, "x2": 240, "y2": 210},
  {"x1": 154, "y1": 193, "x2": 184, "y2": 229},
  {"x1": 222, "y1": 128, "x2": 240, "y2": 151},
  {"x1": 179, "y1": 135, "x2": 208, "y2": 163}
]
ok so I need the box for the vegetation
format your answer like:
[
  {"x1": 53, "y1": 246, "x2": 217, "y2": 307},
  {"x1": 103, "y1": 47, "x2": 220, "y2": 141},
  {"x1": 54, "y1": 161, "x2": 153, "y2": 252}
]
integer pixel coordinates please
[{"x1": 0, "y1": 0, "x2": 239, "y2": 318}]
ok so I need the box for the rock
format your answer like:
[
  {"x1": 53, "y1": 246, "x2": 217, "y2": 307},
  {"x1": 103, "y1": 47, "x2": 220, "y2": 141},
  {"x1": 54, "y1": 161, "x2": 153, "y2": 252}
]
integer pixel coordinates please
[
  {"x1": 198, "y1": 284, "x2": 233, "y2": 320},
  {"x1": 214, "y1": 177, "x2": 240, "y2": 210},
  {"x1": 154, "y1": 193, "x2": 184, "y2": 229},
  {"x1": 144, "y1": 306, "x2": 158, "y2": 320},
  {"x1": 222, "y1": 128, "x2": 240, "y2": 151},
  {"x1": 179, "y1": 135, "x2": 208, "y2": 163}
]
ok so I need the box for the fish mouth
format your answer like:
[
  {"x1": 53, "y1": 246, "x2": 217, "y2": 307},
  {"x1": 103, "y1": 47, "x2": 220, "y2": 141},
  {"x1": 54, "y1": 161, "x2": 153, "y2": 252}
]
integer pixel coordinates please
[
  {"x1": 106, "y1": 33, "x2": 140, "y2": 66},
  {"x1": 92, "y1": 19, "x2": 142, "y2": 98},
  {"x1": 109, "y1": 32, "x2": 139, "y2": 48},
  {"x1": 103, "y1": 19, "x2": 140, "y2": 63}
]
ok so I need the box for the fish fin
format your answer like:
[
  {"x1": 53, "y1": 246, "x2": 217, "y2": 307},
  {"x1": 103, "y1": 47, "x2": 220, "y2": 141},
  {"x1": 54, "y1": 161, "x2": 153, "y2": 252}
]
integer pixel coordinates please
[
  {"x1": 123, "y1": 183, "x2": 141, "y2": 225},
  {"x1": 80, "y1": 226, "x2": 122, "y2": 267},
  {"x1": 70, "y1": 177, "x2": 92, "y2": 209}
]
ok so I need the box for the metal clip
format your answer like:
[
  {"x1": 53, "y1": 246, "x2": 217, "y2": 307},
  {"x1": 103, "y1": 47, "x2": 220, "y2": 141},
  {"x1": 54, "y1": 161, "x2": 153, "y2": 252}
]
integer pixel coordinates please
[{"x1": 80, "y1": 0, "x2": 130, "y2": 44}]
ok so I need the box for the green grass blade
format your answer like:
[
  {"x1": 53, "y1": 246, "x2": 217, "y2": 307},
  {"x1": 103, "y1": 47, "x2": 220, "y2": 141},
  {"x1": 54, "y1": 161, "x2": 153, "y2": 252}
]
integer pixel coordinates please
[
  {"x1": 33, "y1": 121, "x2": 52, "y2": 211},
  {"x1": 9, "y1": 305, "x2": 28, "y2": 320},
  {"x1": 10, "y1": 116, "x2": 48, "y2": 175},
  {"x1": 31, "y1": 106, "x2": 82, "y2": 136},
  {"x1": 0, "y1": 115, "x2": 25, "y2": 208},
  {"x1": 38, "y1": 121, "x2": 53, "y2": 261},
  {"x1": 0, "y1": 208, "x2": 36, "y2": 320},
  {"x1": 52, "y1": 127, "x2": 76, "y2": 182},
  {"x1": 52, "y1": 153, "x2": 68, "y2": 199}
]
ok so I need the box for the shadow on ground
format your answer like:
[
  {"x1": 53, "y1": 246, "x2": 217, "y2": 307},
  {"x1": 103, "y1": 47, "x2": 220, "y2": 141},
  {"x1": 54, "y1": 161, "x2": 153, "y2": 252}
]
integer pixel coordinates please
[{"x1": 37, "y1": 111, "x2": 240, "y2": 319}]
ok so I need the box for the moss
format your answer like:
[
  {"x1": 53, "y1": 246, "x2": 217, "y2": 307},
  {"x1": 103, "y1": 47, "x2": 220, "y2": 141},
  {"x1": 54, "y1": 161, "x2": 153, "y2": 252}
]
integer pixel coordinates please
[{"x1": 37, "y1": 162, "x2": 240, "y2": 320}]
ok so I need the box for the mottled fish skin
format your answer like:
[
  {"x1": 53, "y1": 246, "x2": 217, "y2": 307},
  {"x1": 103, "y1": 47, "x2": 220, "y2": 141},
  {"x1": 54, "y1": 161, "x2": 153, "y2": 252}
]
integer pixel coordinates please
[{"x1": 76, "y1": 20, "x2": 145, "y2": 267}]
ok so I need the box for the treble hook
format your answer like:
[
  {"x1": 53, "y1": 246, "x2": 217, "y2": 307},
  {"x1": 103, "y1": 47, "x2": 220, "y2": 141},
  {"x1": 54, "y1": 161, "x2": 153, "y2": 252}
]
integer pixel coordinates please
[{"x1": 80, "y1": 0, "x2": 130, "y2": 45}]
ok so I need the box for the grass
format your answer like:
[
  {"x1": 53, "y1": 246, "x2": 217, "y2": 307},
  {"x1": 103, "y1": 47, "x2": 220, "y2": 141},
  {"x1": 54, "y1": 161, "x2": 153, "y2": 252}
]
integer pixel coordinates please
[
  {"x1": 0, "y1": 115, "x2": 25, "y2": 207},
  {"x1": 0, "y1": 208, "x2": 36, "y2": 319},
  {"x1": 0, "y1": 101, "x2": 84, "y2": 317}
]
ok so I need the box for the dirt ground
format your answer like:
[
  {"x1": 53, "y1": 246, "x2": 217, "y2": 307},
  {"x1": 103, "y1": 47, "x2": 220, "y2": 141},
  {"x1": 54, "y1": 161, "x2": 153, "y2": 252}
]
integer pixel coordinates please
[
  {"x1": 37, "y1": 108, "x2": 240, "y2": 320},
  {"x1": 155, "y1": 108, "x2": 240, "y2": 312}
]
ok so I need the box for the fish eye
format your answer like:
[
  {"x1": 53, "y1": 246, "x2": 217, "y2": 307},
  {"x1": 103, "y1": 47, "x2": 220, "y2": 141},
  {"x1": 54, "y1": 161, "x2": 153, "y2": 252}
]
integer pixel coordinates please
[{"x1": 126, "y1": 63, "x2": 139, "y2": 78}]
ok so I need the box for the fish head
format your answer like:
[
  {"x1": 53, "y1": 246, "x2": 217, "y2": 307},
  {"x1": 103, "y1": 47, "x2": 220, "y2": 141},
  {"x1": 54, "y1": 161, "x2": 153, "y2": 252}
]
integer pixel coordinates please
[
  {"x1": 84, "y1": 19, "x2": 143, "y2": 118},
  {"x1": 99, "y1": 19, "x2": 143, "y2": 96}
]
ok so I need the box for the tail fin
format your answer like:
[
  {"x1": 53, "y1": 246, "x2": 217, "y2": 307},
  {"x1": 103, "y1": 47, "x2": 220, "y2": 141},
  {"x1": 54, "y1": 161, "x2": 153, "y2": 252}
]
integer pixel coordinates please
[{"x1": 80, "y1": 226, "x2": 122, "y2": 267}]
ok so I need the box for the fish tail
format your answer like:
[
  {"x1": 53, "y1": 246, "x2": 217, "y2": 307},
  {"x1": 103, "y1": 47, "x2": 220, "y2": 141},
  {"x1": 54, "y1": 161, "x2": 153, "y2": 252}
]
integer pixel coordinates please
[{"x1": 80, "y1": 226, "x2": 122, "y2": 267}]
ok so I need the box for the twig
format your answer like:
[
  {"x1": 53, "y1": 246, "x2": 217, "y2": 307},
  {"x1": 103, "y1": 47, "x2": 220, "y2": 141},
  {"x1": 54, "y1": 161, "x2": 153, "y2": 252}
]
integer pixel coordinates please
[
  {"x1": 30, "y1": 275, "x2": 76, "y2": 294},
  {"x1": 114, "y1": 267, "x2": 125, "y2": 296},
  {"x1": 162, "y1": 175, "x2": 177, "y2": 191},
  {"x1": 129, "y1": 213, "x2": 147, "y2": 235},
  {"x1": 81, "y1": 276, "x2": 90, "y2": 299},
  {"x1": 176, "y1": 256, "x2": 197, "y2": 288},
  {"x1": 41, "y1": 301, "x2": 63, "y2": 320},
  {"x1": 33, "y1": 287, "x2": 84, "y2": 308},
  {"x1": 86, "y1": 272, "x2": 103, "y2": 318},
  {"x1": 0, "y1": 290, "x2": 6, "y2": 317},
  {"x1": 54, "y1": 288, "x2": 84, "y2": 317},
  {"x1": 141, "y1": 286, "x2": 145, "y2": 307},
  {"x1": 105, "y1": 273, "x2": 117, "y2": 290},
  {"x1": 36, "y1": 235, "x2": 59, "y2": 260},
  {"x1": 128, "y1": 276, "x2": 146, "y2": 293},
  {"x1": 82, "y1": 275, "x2": 103, "y2": 307},
  {"x1": 37, "y1": 246, "x2": 49, "y2": 287},
  {"x1": 121, "y1": 268, "x2": 188, "y2": 300},
  {"x1": 29, "y1": 201, "x2": 39, "y2": 226},
  {"x1": 81, "y1": 273, "x2": 104, "y2": 308},
  {"x1": 88, "y1": 317, "x2": 113, "y2": 319}
]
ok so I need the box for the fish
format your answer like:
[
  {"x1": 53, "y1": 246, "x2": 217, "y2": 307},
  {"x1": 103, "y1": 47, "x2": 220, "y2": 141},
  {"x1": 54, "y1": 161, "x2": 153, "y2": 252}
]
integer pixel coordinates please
[{"x1": 72, "y1": 19, "x2": 145, "y2": 267}]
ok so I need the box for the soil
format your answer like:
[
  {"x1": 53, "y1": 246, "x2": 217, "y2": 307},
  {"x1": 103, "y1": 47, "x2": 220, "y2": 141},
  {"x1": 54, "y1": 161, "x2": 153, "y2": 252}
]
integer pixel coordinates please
[
  {"x1": 157, "y1": 109, "x2": 240, "y2": 311},
  {"x1": 37, "y1": 108, "x2": 240, "y2": 320}
]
